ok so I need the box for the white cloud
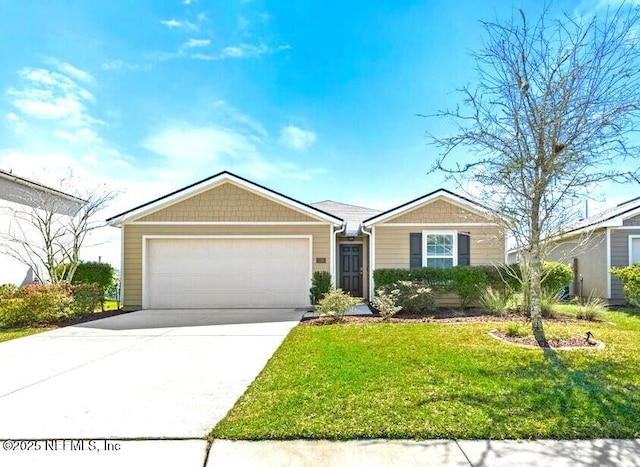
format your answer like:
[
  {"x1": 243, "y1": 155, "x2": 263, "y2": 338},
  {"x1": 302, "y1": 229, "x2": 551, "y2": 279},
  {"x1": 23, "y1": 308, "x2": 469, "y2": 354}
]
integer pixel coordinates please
[
  {"x1": 141, "y1": 123, "x2": 316, "y2": 181},
  {"x1": 192, "y1": 43, "x2": 291, "y2": 61},
  {"x1": 278, "y1": 125, "x2": 317, "y2": 151},
  {"x1": 6, "y1": 67, "x2": 98, "y2": 136},
  {"x1": 160, "y1": 19, "x2": 197, "y2": 30},
  {"x1": 101, "y1": 60, "x2": 148, "y2": 72},
  {"x1": 183, "y1": 38, "x2": 211, "y2": 49},
  {"x1": 213, "y1": 100, "x2": 268, "y2": 139}
]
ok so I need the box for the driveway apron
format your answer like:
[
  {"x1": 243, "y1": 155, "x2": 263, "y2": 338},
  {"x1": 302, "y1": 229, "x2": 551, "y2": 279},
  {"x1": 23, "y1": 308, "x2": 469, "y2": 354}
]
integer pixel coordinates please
[{"x1": 0, "y1": 308, "x2": 303, "y2": 439}]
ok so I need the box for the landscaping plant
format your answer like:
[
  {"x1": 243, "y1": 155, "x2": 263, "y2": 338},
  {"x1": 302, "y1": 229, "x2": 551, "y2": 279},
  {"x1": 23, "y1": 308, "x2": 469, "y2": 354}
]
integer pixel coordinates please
[
  {"x1": 611, "y1": 264, "x2": 640, "y2": 307},
  {"x1": 480, "y1": 287, "x2": 509, "y2": 316},
  {"x1": 372, "y1": 288, "x2": 402, "y2": 321},
  {"x1": 309, "y1": 271, "x2": 333, "y2": 305},
  {"x1": 315, "y1": 289, "x2": 361, "y2": 323}
]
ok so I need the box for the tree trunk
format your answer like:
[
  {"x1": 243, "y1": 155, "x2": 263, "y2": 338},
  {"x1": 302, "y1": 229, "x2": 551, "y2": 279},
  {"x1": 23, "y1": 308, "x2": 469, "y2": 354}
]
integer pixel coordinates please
[{"x1": 529, "y1": 193, "x2": 549, "y2": 347}]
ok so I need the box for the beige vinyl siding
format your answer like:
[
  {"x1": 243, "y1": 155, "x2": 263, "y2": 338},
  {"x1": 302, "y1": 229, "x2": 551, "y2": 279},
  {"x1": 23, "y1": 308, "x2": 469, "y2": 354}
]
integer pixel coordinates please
[
  {"x1": 374, "y1": 225, "x2": 504, "y2": 269},
  {"x1": 123, "y1": 224, "x2": 331, "y2": 310},
  {"x1": 385, "y1": 199, "x2": 488, "y2": 224},
  {"x1": 138, "y1": 182, "x2": 318, "y2": 222},
  {"x1": 610, "y1": 228, "x2": 640, "y2": 303},
  {"x1": 623, "y1": 214, "x2": 640, "y2": 226},
  {"x1": 548, "y1": 230, "x2": 607, "y2": 300},
  {"x1": 373, "y1": 225, "x2": 504, "y2": 308}
]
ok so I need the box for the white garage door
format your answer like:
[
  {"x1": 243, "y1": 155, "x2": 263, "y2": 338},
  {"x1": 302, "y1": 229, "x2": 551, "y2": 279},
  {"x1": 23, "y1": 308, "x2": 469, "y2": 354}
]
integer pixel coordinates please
[{"x1": 144, "y1": 237, "x2": 311, "y2": 309}]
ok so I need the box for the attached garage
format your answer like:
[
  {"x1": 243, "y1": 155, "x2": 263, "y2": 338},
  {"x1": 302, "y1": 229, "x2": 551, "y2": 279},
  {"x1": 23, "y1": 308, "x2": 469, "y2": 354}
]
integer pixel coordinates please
[{"x1": 143, "y1": 236, "x2": 312, "y2": 309}]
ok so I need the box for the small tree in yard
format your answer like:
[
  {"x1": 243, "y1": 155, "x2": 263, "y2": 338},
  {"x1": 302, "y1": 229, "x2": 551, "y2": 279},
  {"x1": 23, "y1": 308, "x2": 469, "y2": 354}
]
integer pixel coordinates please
[
  {"x1": 1, "y1": 178, "x2": 116, "y2": 284},
  {"x1": 428, "y1": 4, "x2": 640, "y2": 345}
]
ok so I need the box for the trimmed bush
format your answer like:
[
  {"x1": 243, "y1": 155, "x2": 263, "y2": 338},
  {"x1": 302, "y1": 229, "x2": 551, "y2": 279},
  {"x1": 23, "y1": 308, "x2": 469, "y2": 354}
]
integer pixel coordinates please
[
  {"x1": 449, "y1": 266, "x2": 488, "y2": 308},
  {"x1": 71, "y1": 283, "x2": 102, "y2": 315},
  {"x1": 310, "y1": 271, "x2": 332, "y2": 305},
  {"x1": 373, "y1": 266, "x2": 489, "y2": 308},
  {"x1": 315, "y1": 289, "x2": 361, "y2": 323},
  {"x1": 70, "y1": 261, "x2": 117, "y2": 310},
  {"x1": 611, "y1": 263, "x2": 640, "y2": 306}
]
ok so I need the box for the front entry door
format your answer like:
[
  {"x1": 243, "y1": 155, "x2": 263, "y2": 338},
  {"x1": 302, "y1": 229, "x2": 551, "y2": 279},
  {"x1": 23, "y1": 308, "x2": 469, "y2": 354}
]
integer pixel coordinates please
[{"x1": 340, "y1": 244, "x2": 363, "y2": 297}]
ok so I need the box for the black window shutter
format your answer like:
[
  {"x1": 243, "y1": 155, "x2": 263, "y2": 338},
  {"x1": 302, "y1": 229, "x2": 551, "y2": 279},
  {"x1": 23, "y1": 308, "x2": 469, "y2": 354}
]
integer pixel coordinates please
[
  {"x1": 458, "y1": 233, "x2": 470, "y2": 266},
  {"x1": 410, "y1": 233, "x2": 422, "y2": 269}
]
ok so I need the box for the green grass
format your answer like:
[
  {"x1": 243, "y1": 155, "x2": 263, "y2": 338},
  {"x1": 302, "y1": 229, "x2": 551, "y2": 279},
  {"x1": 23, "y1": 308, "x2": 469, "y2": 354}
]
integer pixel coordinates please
[
  {"x1": 0, "y1": 327, "x2": 51, "y2": 343},
  {"x1": 101, "y1": 300, "x2": 121, "y2": 311},
  {"x1": 212, "y1": 309, "x2": 640, "y2": 440}
]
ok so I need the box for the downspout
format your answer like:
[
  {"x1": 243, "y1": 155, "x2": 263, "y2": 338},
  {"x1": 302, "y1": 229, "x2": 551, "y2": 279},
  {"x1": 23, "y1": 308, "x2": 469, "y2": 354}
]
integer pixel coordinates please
[
  {"x1": 362, "y1": 225, "x2": 373, "y2": 303},
  {"x1": 333, "y1": 223, "x2": 346, "y2": 288}
]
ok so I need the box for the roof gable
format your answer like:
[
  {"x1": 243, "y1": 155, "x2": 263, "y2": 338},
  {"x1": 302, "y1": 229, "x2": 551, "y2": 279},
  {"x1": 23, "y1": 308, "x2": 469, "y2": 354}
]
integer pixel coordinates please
[
  {"x1": 107, "y1": 171, "x2": 343, "y2": 225},
  {"x1": 363, "y1": 189, "x2": 493, "y2": 226}
]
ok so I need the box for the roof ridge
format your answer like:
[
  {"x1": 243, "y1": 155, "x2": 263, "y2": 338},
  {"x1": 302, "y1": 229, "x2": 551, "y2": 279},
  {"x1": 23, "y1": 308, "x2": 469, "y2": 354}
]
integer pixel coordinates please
[{"x1": 311, "y1": 200, "x2": 381, "y2": 211}]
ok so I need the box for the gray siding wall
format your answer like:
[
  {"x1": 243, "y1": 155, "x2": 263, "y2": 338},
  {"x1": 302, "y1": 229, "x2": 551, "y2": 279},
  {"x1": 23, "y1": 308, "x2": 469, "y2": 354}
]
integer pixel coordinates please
[
  {"x1": 548, "y1": 230, "x2": 607, "y2": 300},
  {"x1": 610, "y1": 228, "x2": 640, "y2": 303}
]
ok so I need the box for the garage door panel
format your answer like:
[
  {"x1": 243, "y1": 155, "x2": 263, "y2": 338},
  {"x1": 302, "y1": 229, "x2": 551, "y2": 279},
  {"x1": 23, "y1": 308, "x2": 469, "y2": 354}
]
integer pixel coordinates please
[{"x1": 145, "y1": 237, "x2": 311, "y2": 309}]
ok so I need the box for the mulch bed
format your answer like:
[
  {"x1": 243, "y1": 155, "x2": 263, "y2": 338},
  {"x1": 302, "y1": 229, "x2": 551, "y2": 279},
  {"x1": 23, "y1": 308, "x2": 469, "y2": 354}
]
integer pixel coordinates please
[
  {"x1": 54, "y1": 309, "x2": 134, "y2": 327},
  {"x1": 300, "y1": 308, "x2": 582, "y2": 326},
  {"x1": 489, "y1": 329, "x2": 604, "y2": 349},
  {"x1": 301, "y1": 311, "x2": 605, "y2": 349}
]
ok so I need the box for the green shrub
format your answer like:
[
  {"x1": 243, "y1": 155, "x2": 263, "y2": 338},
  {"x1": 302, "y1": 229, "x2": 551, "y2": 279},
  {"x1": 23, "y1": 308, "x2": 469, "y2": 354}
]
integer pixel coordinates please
[
  {"x1": 449, "y1": 266, "x2": 488, "y2": 308},
  {"x1": 477, "y1": 265, "x2": 520, "y2": 295},
  {"x1": 372, "y1": 288, "x2": 402, "y2": 321},
  {"x1": 310, "y1": 271, "x2": 333, "y2": 305},
  {"x1": 481, "y1": 287, "x2": 509, "y2": 316},
  {"x1": 69, "y1": 261, "x2": 117, "y2": 310},
  {"x1": 0, "y1": 284, "x2": 18, "y2": 299},
  {"x1": 0, "y1": 298, "x2": 32, "y2": 328},
  {"x1": 541, "y1": 262, "x2": 573, "y2": 294},
  {"x1": 315, "y1": 289, "x2": 361, "y2": 323},
  {"x1": 381, "y1": 280, "x2": 435, "y2": 314},
  {"x1": 611, "y1": 263, "x2": 640, "y2": 306},
  {"x1": 505, "y1": 322, "x2": 526, "y2": 338},
  {"x1": 70, "y1": 283, "x2": 102, "y2": 316}
]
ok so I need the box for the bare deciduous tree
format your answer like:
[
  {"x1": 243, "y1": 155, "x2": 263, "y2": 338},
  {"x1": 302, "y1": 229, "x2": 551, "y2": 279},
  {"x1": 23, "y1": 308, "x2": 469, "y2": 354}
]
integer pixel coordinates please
[
  {"x1": 1, "y1": 178, "x2": 116, "y2": 284},
  {"x1": 427, "y1": 4, "x2": 640, "y2": 344}
]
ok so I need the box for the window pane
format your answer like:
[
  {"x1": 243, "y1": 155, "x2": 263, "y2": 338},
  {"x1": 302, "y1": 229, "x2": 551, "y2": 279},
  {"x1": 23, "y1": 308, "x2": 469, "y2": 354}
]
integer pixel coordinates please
[
  {"x1": 427, "y1": 258, "x2": 454, "y2": 269},
  {"x1": 426, "y1": 234, "x2": 453, "y2": 257}
]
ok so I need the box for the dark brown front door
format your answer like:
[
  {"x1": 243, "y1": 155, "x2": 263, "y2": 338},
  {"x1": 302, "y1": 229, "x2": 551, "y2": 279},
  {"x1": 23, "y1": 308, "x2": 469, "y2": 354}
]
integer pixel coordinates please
[{"x1": 340, "y1": 244, "x2": 363, "y2": 297}]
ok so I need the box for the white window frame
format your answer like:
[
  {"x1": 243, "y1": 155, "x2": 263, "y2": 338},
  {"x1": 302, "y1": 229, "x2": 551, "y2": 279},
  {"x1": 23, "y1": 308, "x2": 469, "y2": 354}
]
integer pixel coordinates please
[
  {"x1": 628, "y1": 235, "x2": 640, "y2": 265},
  {"x1": 422, "y1": 230, "x2": 458, "y2": 269}
]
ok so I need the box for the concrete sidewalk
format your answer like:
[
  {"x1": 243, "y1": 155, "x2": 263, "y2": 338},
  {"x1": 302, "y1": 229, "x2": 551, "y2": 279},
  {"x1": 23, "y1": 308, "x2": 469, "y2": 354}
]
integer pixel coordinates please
[{"x1": 207, "y1": 439, "x2": 640, "y2": 466}]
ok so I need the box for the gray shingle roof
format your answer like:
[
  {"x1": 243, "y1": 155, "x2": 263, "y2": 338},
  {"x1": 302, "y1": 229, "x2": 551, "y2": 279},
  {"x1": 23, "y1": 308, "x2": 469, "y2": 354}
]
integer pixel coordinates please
[
  {"x1": 565, "y1": 196, "x2": 640, "y2": 233},
  {"x1": 310, "y1": 200, "x2": 381, "y2": 225}
]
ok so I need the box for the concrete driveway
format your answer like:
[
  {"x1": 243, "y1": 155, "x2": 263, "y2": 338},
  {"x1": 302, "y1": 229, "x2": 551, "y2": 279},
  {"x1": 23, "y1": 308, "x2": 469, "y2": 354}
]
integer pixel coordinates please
[{"x1": 0, "y1": 308, "x2": 303, "y2": 439}]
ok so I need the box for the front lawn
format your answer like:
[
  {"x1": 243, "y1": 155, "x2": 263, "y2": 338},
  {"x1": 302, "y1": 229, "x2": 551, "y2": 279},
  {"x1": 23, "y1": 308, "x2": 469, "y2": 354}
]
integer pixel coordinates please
[
  {"x1": 0, "y1": 327, "x2": 51, "y2": 343},
  {"x1": 212, "y1": 309, "x2": 640, "y2": 440}
]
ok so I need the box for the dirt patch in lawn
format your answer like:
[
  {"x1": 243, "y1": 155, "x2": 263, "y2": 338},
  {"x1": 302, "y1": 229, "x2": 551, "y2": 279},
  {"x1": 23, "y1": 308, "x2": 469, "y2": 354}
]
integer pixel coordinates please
[{"x1": 489, "y1": 329, "x2": 605, "y2": 349}]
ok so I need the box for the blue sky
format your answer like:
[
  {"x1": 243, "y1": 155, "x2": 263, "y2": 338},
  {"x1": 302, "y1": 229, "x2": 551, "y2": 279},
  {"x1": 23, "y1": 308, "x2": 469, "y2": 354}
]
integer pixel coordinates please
[{"x1": 0, "y1": 0, "x2": 632, "y2": 265}]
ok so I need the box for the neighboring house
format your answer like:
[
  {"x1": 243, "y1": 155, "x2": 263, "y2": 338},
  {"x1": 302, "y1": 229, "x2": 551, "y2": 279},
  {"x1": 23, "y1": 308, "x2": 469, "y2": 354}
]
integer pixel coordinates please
[
  {"x1": 0, "y1": 169, "x2": 85, "y2": 285},
  {"x1": 545, "y1": 197, "x2": 640, "y2": 305},
  {"x1": 107, "y1": 171, "x2": 506, "y2": 310}
]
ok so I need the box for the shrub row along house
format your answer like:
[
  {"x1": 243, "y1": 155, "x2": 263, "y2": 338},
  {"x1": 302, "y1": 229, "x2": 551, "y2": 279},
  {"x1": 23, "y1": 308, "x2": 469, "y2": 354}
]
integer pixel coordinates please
[{"x1": 107, "y1": 171, "x2": 506, "y2": 310}]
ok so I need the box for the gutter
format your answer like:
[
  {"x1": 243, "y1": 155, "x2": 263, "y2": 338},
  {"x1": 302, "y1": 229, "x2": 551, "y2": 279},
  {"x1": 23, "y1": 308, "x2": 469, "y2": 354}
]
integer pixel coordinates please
[{"x1": 361, "y1": 225, "x2": 373, "y2": 302}]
